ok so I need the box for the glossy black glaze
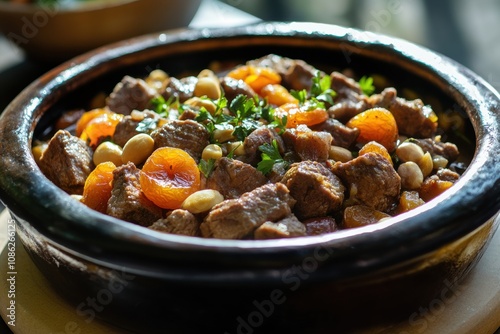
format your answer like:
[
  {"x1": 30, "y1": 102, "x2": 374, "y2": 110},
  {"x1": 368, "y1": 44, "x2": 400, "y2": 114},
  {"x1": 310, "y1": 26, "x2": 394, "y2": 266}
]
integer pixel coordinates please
[{"x1": 0, "y1": 22, "x2": 499, "y2": 331}]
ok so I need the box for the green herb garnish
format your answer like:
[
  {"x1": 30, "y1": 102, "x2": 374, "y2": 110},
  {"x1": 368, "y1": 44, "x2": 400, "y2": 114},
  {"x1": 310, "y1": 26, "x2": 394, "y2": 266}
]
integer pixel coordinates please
[
  {"x1": 198, "y1": 158, "x2": 216, "y2": 178},
  {"x1": 257, "y1": 139, "x2": 288, "y2": 175},
  {"x1": 359, "y1": 76, "x2": 375, "y2": 96},
  {"x1": 311, "y1": 71, "x2": 337, "y2": 105}
]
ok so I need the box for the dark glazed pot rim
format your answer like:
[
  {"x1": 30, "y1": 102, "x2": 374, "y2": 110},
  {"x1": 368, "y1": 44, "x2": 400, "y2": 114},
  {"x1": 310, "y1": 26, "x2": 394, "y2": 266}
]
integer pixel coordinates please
[{"x1": 0, "y1": 22, "x2": 499, "y2": 282}]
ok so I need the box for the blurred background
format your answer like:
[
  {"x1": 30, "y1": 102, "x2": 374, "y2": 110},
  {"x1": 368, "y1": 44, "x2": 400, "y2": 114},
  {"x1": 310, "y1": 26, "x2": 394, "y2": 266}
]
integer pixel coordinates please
[{"x1": 221, "y1": 0, "x2": 500, "y2": 93}]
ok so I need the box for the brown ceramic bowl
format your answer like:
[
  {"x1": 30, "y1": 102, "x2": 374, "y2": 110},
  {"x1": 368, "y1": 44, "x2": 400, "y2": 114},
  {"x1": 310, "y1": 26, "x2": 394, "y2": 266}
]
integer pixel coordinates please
[
  {"x1": 0, "y1": 0, "x2": 201, "y2": 61},
  {"x1": 0, "y1": 22, "x2": 499, "y2": 333}
]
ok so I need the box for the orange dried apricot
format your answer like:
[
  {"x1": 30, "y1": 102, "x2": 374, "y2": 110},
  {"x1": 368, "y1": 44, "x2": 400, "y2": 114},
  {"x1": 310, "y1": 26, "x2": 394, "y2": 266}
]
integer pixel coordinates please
[
  {"x1": 343, "y1": 205, "x2": 391, "y2": 229},
  {"x1": 140, "y1": 147, "x2": 201, "y2": 209},
  {"x1": 227, "y1": 65, "x2": 281, "y2": 93},
  {"x1": 346, "y1": 108, "x2": 398, "y2": 152},
  {"x1": 260, "y1": 84, "x2": 298, "y2": 106},
  {"x1": 395, "y1": 191, "x2": 425, "y2": 214},
  {"x1": 79, "y1": 111, "x2": 123, "y2": 148},
  {"x1": 419, "y1": 177, "x2": 453, "y2": 202},
  {"x1": 81, "y1": 161, "x2": 116, "y2": 213},
  {"x1": 275, "y1": 103, "x2": 329, "y2": 128},
  {"x1": 76, "y1": 108, "x2": 114, "y2": 137},
  {"x1": 359, "y1": 141, "x2": 393, "y2": 164}
]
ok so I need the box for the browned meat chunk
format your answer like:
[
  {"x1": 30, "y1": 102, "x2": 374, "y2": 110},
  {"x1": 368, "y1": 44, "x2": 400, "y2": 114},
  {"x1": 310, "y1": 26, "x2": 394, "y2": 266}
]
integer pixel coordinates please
[
  {"x1": 254, "y1": 214, "x2": 306, "y2": 239},
  {"x1": 281, "y1": 161, "x2": 345, "y2": 219},
  {"x1": 247, "y1": 54, "x2": 318, "y2": 91},
  {"x1": 311, "y1": 118, "x2": 360, "y2": 148},
  {"x1": 163, "y1": 76, "x2": 197, "y2": 103},
  {"x1": 151, "y1": 119, "x2": 210, "y2": 162},
  {"x1": 331, "y1": 152, "x2": 401, "y2": 212},
  {"x1": 243, "y1": 127, "x2": 284, "y2": 166},
  {"x1": 303, "y1": 217, "x2": 339, "y2": 236},
  {"x1": 200, "y1": 183, "x2": 296, "y2": 239},
  {"x1": 106, "y1": 162, "x2": 162, "y2": 227},
  {"x1": 370, "y1": 88, "x2": 437, "y2": 138},
  {"x1": 282, "y1": 125, "x2": 332, "y2": 162},
  {"x1": 113, "y1": 110, "x2": 161, "y2": 147},
  {"x1": 205, "y1": 157, "x2": 268, "y2": 199},
  {"x1": 106, "y1": 76, "x2": 156, "y2": 115},
  {"x1": 220, "y1": 77, "x2": 256, "y2": 103},
  {"x1": 413, "y1": 138, "x2": 460, "y2": 162},
  {"x1": 149, "y1": 209, "x2": 199, "y2": 236},
  {"x1": 328, "y1": 72, "x2": 371, "y2": 121},
  {"x1": 38, "y1": 130, "x2": 93, "y2": 195}
]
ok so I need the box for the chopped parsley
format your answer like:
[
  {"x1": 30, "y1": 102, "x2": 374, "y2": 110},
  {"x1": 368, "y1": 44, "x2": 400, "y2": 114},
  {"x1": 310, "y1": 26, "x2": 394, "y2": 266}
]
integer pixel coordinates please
[
  {"x1": 257, "y1": 139, "x2": 288, "y2": 175},
  {"x1": 310, "y1": 71, "x2": 337, "y2": 105},
  {"x1": 135, "y1": 117, "x2": 158, "y2": 134},
  {"x1": 198, "y1": 158, "x2": 216, "y2": 178},
  {"x1": 195, "y1": 94, "x2": 285, "y2": 143},
  {"x1": 359, "y1": 76, "x2": 375, "y2": 96}
]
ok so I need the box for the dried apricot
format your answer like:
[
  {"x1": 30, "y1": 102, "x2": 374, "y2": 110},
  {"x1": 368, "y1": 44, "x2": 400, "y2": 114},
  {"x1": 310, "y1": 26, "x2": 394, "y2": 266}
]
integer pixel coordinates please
[
  {"x1": 395, "y1": 191, "x2": 425, "y2": 214},
  {"x1": 80, "y1": 111, "x2": 123, "y2": 148},
  {"x1": 359, "y1": 141, "x2": 392, "y2": 164},
  {"x1": 140, "y1": 147, "x2": 201, "y2": 209},
  {"x1": 346, "y1": 108, "x2": 398, "y2": 152},
  {"x1": 260, "y1": 84, "x2": 298, "y2": 106},
  {"x1": 227, "y1": 65, "x2": 281, "y2": 93},
  {"x1": 275, "y1": 103, "x2": 329, "y2": 128},
  {"x1": 343, "y1": 205, "x2": 391, "y2": 229},
  {"x1": 76, "y1": 108, "x2": 114, "y2": 137},
  {"x1": 81, "y1": 161, "x2": 116, "y2": 213},
  {"x1": 419, "y1": 176, "x2": 453, "y2": 202}
]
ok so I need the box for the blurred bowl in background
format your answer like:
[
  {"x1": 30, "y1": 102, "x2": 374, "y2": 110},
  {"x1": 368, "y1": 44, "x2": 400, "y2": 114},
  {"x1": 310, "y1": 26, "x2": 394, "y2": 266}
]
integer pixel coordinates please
[{"x1": 0, "y1": 0, "x2": 202, "y2": 62}]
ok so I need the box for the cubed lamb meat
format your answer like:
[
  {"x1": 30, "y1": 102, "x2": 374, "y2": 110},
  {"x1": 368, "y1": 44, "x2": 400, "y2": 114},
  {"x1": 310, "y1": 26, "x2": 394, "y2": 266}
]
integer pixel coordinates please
[
  {"x1": 303, "y1": 217, "x2": 339, "y2": 236},
  {"x1": 246, "y1": 54, "x2": 318, "y2": 91},
  {"x1": 413, "y1": 138, "x2": 460, "y2": 162},
  {"x1": 205, "y1": 157, "x2": 268, "y2": 199},
  {"x1": 220, "y1": 77, "x2": 256, "y2": 103},
  {"x1": 327, "y1": 72, "x2": 371, "y2": 122},
  {"x1": 149, "y1": 209, "x2": 200, "y2": 236},
  {"x1": 38, "y1": 130, "x2": 93, "y2": 195},
  {"x1": 200, "y1": 183, "x2": 296, "y2": 239},
  {"x1": 163, "y1": 76, "x2": 197, "y2": 103},
  {"x1": 330, "y1": 152, "x2": 401, "y2": 213},
  {"x1": 281, "y1": 161, "x2": 345, "y2": 220},
  {"x1": 282, "y1": 125, "x2": 332, "y2": 162},
  {"x1": 106, "y1": 162, "x2": 162, "y2": 227},
  {"x1": 370, "y1": 88, "x2": 438, "y2": 138},
  {"x1": 113, "y1": 110, "x2": 162, "y2": 147},
  {"x1": 106, "y1": 76, "x2": 157, "y2": 115},
  {"x1": 151, "y1": 119, "x2": 210, "y2": 162},
  {"x1": 254, "y1": 214, "x2": 306, "y2": 239},
  {"x1": 243, "y1": 127, "x2": 285, "y2": 166},
  {"x1": 311, "y1": 118, "x2": 360, "y2": 149}
]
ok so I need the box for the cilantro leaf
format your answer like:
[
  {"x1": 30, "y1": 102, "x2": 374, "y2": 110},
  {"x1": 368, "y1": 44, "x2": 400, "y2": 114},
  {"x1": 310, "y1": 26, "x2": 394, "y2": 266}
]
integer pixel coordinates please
[
  {"x1": 359, "y1": 76, "x2": 375, "y2": 96},
  {"x1": 135, "y1": 117, "x2": 158, "y2": 134},
  {"x1": 310, "y1": 71, "x2": 336, "y2": 105},
  {"x1": 149, "y1": 95, "x2": 171, "y2": 117},
  {"x1": 257, "y1": 139, "x2": 288, "y2": 175},
  {"x1": 198, "y1": 158, "x2": 216, "y2": 178}
]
